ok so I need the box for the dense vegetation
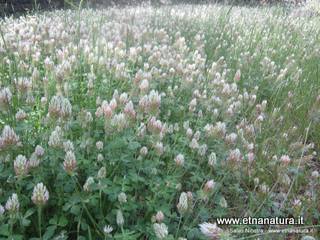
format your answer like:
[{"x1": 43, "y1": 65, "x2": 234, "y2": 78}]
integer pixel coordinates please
[{"x1": 0, "y1": 2, "x2": 319, "y2": 240}]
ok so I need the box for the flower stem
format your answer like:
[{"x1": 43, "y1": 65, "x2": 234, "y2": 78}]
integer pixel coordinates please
[{"x1": 38, "y1": 206, "x2": 42, "y2": 240}]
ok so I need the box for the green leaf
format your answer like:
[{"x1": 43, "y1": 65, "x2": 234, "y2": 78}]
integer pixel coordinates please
[
  {"x1": 0, "y1": 224, "x2": 9, "y2": 237},
  {"x1": 24, "y1": 209, "x2": 35, "y2": 218},
  {"x1": 58, "y1": 216, "x2": 69, "y2": 227},
  {"x1": 43, "y1": 226, "x2": 57, "y2": 240},
  {"x1": 128, "y1": 141, "x2": 141, "y2": 150},
  {"x1": 21, "y1": 218, "x2": 31, "y2": 227},
  {"x1": 70, "y1": 205, "x2": 81, "y2": 215}
]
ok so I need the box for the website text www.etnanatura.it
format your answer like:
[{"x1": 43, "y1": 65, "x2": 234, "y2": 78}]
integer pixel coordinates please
[{"x1": 216, "y1": 216, "x2": 304, "y2": 225}]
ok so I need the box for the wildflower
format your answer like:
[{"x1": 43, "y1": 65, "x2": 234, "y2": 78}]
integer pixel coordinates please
[
  {"x1": 35, "y1": 145, "x2": 45, "y2": 157},
  {"x1": 259, "y1": 183, "x2": 269, "y2": 194},
  {"x1": 153, "y1": 223, "x2": 168, "y2": 239},
  {"x1": 31, "y1": 183, "x2": 49, "y2": 206},
  {"x1": 213, "y1": 122, "x2": 226, "y2": 137},
  {"x1": 96, "y1": 141, "x2": 103, "y2": 151},
  {"x1": 175, "y1": 154, "x2": 185, "y2": 166},
  {"x1": 177, "y1": 192, "x2": 188, "y2": 215},
  {"x1": 247, "y1": 152, "x2": 255, "y2": 163},
  {"x1": 189, "y1": 138, "x2": 199, "y2": 149},
  {"x1": 124, "y1": 101, "x2": 136, "y2": 119},
  {"x1": 1, "y1": 125, "x2": 20, "y2": 147},
  {"x1": 48, "y1": 127, "x2": 62, "y2": 148},
  {"x1": 83, "y1": 177, "x2": 94, "y2": 192},
  {"x1": 15, "y1": 109, "x2": 27, "y2": 121},
  {"x1": 154, "y1": 142, "x2": 164, "y2": 156},
  {"x1": 189, "y1": 98, "x2": 197, "y2": 112},
  {"x1": 140, "y1": 146, "x2": 148, "y2": 156},
  {"x1": 48, "y1": 95, "x2": 72, "y2": 118},
  {"x1": 101, "y1": 101, "x2": 112, "y2": 118},
  {"x1": 15, "y1": 77, "x2": 32, "y2": 93},
  {"x1": 63, "y1": 151, "x2": 77, "y2": 175},
  {"x1": 111, "y1": 113, "x2": 128, "y2": 131},
  {"x1": 97, "y1": 153, "x2": 104, "y2": 162},
  {"x1": 0, "y1": 87, "x2": 12, "y2": 108},
  {"x1": 97, "y1": 167, "x2": 106, "y2": 179},
  {"x1": 208, "y1": 152, "x2": 217, "y2": 167},
  {"x1": 5, "y1": 193, "x2": 19, "y2": 214},
  {"x1": 119, "y1": 93, "x2": 128, "y2": 104},
  {"x1": 204, "y1": 180, "x2": 215, "y2": 192},
  {"x1": 116, "y1": 210, "x2": 124, "y2": 226},
  {"x1": 198, "y1": 144, "x2": 207, "y2": 156},
  {"x1": 155, "y1": 211, "x2": 164, "y2": 223},
  {"x1": 63, "y1": 140, "x2": 74, "y2": 152},
  {"x1": 14, "y1": 155, "x2": 29, "y2": 176},
  {"x1": 103, "y1": 225, "x2": 113, "y2": 235},
  {"x1": 118, "y1": 192, "x2": 127, "y2": 204},
  {"x1": 225, "y1": 133, "x2": 237, "y2": 145},
  {"x1": 0, "y1": 204, "x2": 4, "y2": 216},
  {"x1": 109, "y1": 98, "x2": 117, "y2": 110},
  {"x1": 219, "y1": 197, "x2": 228, "y2": 208},
  {"x1": 280, "y1": 155, "x2": 291, "y2": 165},
  {"x1": 227, "y1": 149, "x2": 242, "y2": 163},
  {"x1": 199, "y1": 222, "x2": 223, "y2": 240},
  {"x1": 186, "y1": 128, "x2": 193, "y2": 138},
  {"x1": 139, "y1": 79, "x2": 149, "y2": 92},
  {"x1": 234, "y1": 69, "x2": 241, "y2": 81},
  {"x1": 29, "y1": 153, "x2": 40, "y2": 168},
  {"x1": 254, "y1": 178, "x2": 260, "y2": 187},
  {"x1": 311, "y1": 170, "x2": 319, "y2": 179}
]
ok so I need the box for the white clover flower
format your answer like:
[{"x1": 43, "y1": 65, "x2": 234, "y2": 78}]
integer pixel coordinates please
[
  {"x1": 103, "y1": 225, "x2": 113, "y2": 235},
  {"x1": 97, "y1": 153, "x2": 104, "y2": 162},
  {"x1": 48, "y1": 96, "x2": 72, "y2": 118},
  {"x1": 5, "y1": 193, "x2": 19, "y2": 214},
  {"x1": 32, "y1": 183, "x2": 49, "y2": 206},
  {"x1": 198, "y1": 144, "x2": 207, "y2": 156},
  {"x1": 227, "y1": 148, "x2": 242, "y2": 163},
  {"x1": 97, "y1": 167, "x2": 106, "y2": 179},
  {"x1": 280, "y1": 155, "x2": 291, "y2": 165},
  {"x1": 48, "y1": 127, "x2": 62, "y2": 148},
  {"x1": 34, "y1": 145, "x2": 45, "y2": 157},
  {"x1": 14, "y1": 155, "x2": 29, "y2": 176},
  {"x1": 199, "y1": 222, "x2": 223, "y2": 240},
  {"x1": 219, "y1": 197, "x2": 228, "y2": 208},
  {"x1": 153, "y1": 223, "x2": 168, "y2": 239},
  {"x1": 155, "y1": 211, "x2": 164, "y2": 223},
  {"x1": 116, "y1": 210, "x2": 124, "y2": 226},
  {"x1": 208, "y1": 152, "x2": 217, "y2": 167},
  {"x1": 175, "y1": 154, "x2": 185, "y2": 166},
  {"x1": 0, "y1": 87, "x2": 12, "y2": 107},
  {"x1": 63, "y1": 140, "x2": 74, "y2": 153},
  {"x1": 15, "y1": 109, "x2": 27, "y2": 121},
  {"x1": 111, "y1": 113, "x2": 128, "y2": 131},
  {"x1": 96, "y1": 141, "x2": 103, "y2": 151},
  {"x1": 154, "y1": 142, "x2": 164, "y2": 156},
  {"x1": 1, "y1": 125, "x2": 20, "y2": 147},
  {"x1": 204, "y1": 180, "x2": 215, "y2": 193},
  {"x1": 118, "y1": 192, "x2": 127, "y2": 204},
  {"x1": 177, "y1": 192, "x2": 188, "y2": 215},
  {"x1": 63, "y1": 151, "x2": 77, "y2": 175},
  {"x1": 83, "y1": 177, "x2": 94, "y2": 192},
  {"x1": 124, "y1": 101, "x2": 136, "y2": 119},
  {"x1": 29, "y1": 152, "x2": 40, "y2": 168},
  {"x1": 311, "y1": 170, "x2": 319, "y2": 179},
  {"x1": 140, "y1": 146, "x2": 148, "y2": 156},
  {"x1": 0, "y1": 204, "x2": 5, "y2": 216}
]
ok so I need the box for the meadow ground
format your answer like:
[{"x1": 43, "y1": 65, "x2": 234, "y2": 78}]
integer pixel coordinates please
[{"x1": 0, "y1": 3, "x2": 319, "y2": 240}]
